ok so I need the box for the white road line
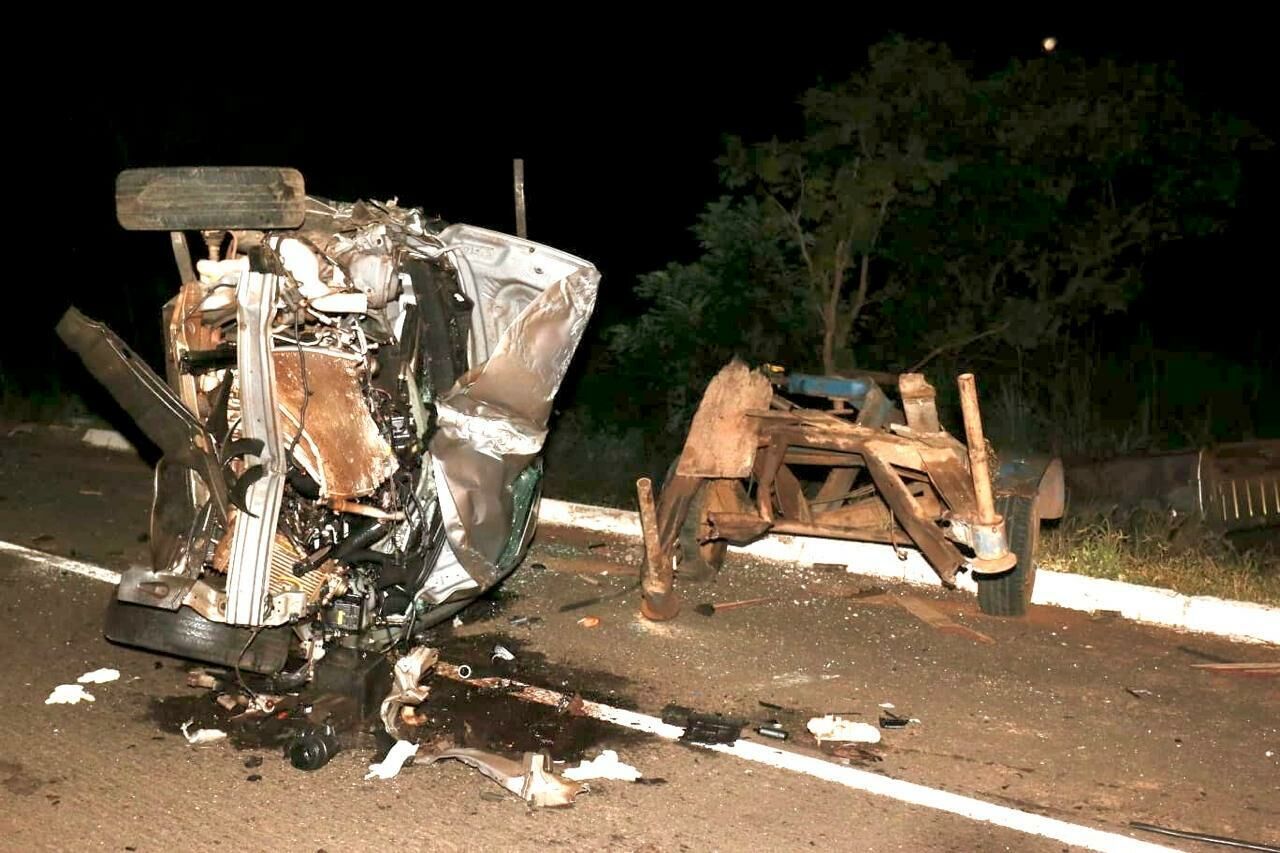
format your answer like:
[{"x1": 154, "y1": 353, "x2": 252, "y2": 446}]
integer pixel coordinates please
[
  {"x1": 0, "y1": 540, "x2": 122, "y2": 585},
  {"x1": 539, "y1": 498, "x2": 1280, "y2": 646},
  {"x1": 0, "y1": 539, "x2": 1183, "y2": 850}
]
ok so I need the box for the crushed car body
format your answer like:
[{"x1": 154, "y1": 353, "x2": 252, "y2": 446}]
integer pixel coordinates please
[{"x1": 58, "y1": 167, "x2": 599, "y2": 679}]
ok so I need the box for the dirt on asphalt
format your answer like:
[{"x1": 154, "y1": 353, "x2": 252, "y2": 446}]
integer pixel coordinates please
[{"x1": 0, "y1": 424, "x2": 1277, "y2": 852}]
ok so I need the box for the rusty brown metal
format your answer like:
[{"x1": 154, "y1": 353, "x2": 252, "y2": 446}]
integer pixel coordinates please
[
  {"x1": 637, "y1": 477, "x2": 679, "y2": 621},
  {"x1": 956, "y1": 374, "x2": 997, "y2": 526},
  {"x1": 898, "y1": 373, "x2": 941, "y2": 433},
  {"x1": 272, "y1": 350, "x2": 397, "y2": 499},
  {"x1": 864, "y1": 453, "x2": 963, "y2": 583}
]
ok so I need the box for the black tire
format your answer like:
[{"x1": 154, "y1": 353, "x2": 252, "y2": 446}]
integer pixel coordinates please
[
  {"x1": 976, "y1": 494, "x2": 1040, "y2": 617},
  {"x1": 662, "y1": 459, "x2": 726, "y2": 582}
]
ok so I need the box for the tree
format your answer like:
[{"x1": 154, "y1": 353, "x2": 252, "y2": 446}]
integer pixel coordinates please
[{"x1": 721, "y1": 39, "x2": 972, "y2": 374}]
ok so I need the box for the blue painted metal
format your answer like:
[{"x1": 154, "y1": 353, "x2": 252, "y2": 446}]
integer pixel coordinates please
[{"x1": 785, "y1": 373, "x2": 871, "y2": 403}]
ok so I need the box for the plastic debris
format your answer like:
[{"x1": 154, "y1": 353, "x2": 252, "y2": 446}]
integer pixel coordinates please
[
  {"x1": 452, "y1": 615, "x2": 464, "y2": 628},
  {"x1": 491, "y1": 644, "x2": 516, "y2": 662},
  {"x1": 45, "y1": 684, "x2": 95, "y2": 705},
  {"x1": 807, "y1": 715, "x2": 882, "y2": 745},
  {"x1": 366, "y1": 739, "x2": 419, "y2": 780},
  {"x1": 180, "y1": 720, "x2": 227, "y2": 745},
  {"x1": 77, "y1": 668, "x2": 120, "y2": 684},
  {"x1": 563, "y1": 750, "x2": 642, "y2": 782}
]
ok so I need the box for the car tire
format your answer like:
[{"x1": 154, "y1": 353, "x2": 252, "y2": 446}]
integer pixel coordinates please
[{"x1": 976, "y1": 494, "x2": 1039, "y2": 618}]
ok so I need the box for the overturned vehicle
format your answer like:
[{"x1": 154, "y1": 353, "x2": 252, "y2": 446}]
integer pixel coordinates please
[{"x1": 58, "y1": 167, "x2": 598, "y2": 681}]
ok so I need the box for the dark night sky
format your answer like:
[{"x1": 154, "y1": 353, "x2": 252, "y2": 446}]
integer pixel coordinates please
[{"x1": 9, "y1": 19, "x2": 1276, "y2": 399}]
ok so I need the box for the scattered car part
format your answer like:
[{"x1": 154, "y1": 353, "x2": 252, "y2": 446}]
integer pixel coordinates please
[
  {"x1": 286, "y1": 722, "x2": 341, "y2": 770},
  {"x1": 181, "y1": 720, "x2": 227, "y2": 745},
  {"x1": 365, "y1": 739, "x2": 419, "y2": 781},
  {"x1": 807, "y1": 715, "x2": 882, "y2": 745},
  {"x1": 45, "y1": 685, "x2": 95, "y2": 705},
  {"x1": 76, "y1": 668, "x2": 120, "y2": 684},
  {"x1": 491, "y1": 644, "x2": 516, "y2": 662},
  {"x1": 379, "y1": 646, "x2": 439, "y2": 738},
  {"x1": 1129, "y1": 821, "x2": 1279, "y2": 852},
  {"x1": 637, "y1": 360, "x2": 1065, "y2": 621},
  {"x1": 562, "y1": 750, "x2": 642, "y2": 782},
  {"x1": 755, "y1": 722, "x2": 789, "y2": 740},
  {"x1": 421, "y1": 748, "x2": 584, "y2": 807},
  {"x1": 661, "y1": 704, "x2": 745, "y2": 745}
]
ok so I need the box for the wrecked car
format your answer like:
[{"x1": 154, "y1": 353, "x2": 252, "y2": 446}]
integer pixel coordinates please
[
  {"x1": 637, "y1": 361, "x2": 1065, "y2": 619},
  {"x1": 58, "y1": 167, "x2": 598, "y2": 683}
]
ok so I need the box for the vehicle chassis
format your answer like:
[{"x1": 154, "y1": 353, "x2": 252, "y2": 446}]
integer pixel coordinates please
[{"x1": 635, "y1": 362, "x2": 1062, "y2": 620}]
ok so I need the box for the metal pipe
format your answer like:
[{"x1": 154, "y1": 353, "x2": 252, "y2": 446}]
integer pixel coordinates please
[
  {"x1": 956, "y1": 374, "x2": 997, "y2": 525},
  {"x1": 327, "y1": 499, "x2": 405, "y2": 521},
  {"x1": 636, "y1": 476, "x2": 679, "y2": 620},
  {"x1": 513, "y1": 159, "x2": 527, "y2": 239}
]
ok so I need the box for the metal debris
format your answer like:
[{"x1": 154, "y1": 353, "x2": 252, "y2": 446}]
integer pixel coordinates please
[
  {"x1": 491, "y1": 644, "x2": 516, "y2": 662},
  {"x1": 379, "y1": 646, "x2": 440, "y2": 738},
  {"x1": 422, "y1": 748, "x2": 584, "y2": 808}
]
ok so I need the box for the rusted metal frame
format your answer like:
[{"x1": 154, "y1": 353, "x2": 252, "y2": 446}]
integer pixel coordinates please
[
  {"x1": 773, "y1": 464, "x2": 812, "y2": 522},
  {"x1": 956, "y1": 374, "x2": 997, "y2": 525},
  {"x1": 754, "y1": 437, "x2": 789, "y2": 523},
  {"x1": 637, "y1": 477, "x2": 678, "y2": 620},
  {"x1": 766, "y1": 519, "x2": 910, "y2": 546},
  {"x1": 897, "y1": 373, "x2": 942, "y2": 433},
  {"x1": 812, "y1": 467, "x2": 859, "y2": 508},
  {"x1": 863, "y1": 452, "x2": 963, "y2": 584}
]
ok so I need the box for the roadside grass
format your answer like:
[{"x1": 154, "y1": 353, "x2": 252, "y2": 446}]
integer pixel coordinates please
[{"x1": 1040, "y1": 509, "x2": 1280, "y2": 606}]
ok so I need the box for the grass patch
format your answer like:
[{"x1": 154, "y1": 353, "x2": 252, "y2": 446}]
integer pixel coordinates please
[{"x1": 1040, "y1": 509, "x2": 1280, "y2": 606}]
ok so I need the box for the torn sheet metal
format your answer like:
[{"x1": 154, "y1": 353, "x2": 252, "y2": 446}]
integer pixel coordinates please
[
  {"x1": 379, "y1": 646, "x2": 440, "y2": 738},
  {"x1": 429, "y1": 237, "x2": 599, "y2": 587},
  {"x1": 272, "y1": 349, "x2": 397, "y2": 498},
  {"x1": 422, "y1": 748, "x2": 584, "y2": 807}
]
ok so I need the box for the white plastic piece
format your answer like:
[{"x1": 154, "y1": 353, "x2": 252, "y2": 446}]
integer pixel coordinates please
[
  {"x1": 563, "y1": 750, "x2": 642, "y2": 782},
  {"x1": 806, "y1": 715, "x2": 881, "y2": 745},
  {"x1": 82, "y1": 428, "x2": 134, "y2": 453},
  {"x1": 77, "y1": 668, "x2": 120, "y2": 684},
  {"x1": 491, "y1": 644, "x2": 515, "y2": 662},
  {"x1": 274, "y1": 238, "x2": 325, "y2": 297},
  {"x1": 365, "y1": 739, "x2": 419, "y2": 780},
  {"x1": 180, "y1": 720, "x2": 227, "y2": 745},
  {"x1": 45, "y1": 684, "x2": 95, "y2": 705},
  {"x1": 197, "y1": 256, "x2": 250, "y2": 285}
]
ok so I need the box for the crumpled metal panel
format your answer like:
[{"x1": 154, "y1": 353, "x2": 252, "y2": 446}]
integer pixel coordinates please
[
  {"x1": 272, "y1": 349, "x2": 397, "y2": 498},
  {"x1": 225, "y1": 272, "x2": 286, "y2": 627},
  {"x1": 429, "y1": 235, "x2": 600, "y2": 588}
]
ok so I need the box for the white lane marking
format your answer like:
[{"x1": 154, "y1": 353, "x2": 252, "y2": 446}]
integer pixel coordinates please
[
  {"x1": 0, "y1": 540, "x2": 123, "y2": 584},
  {"x1": 539, "y1": 498, "x2": 1280, "y2": 645}
]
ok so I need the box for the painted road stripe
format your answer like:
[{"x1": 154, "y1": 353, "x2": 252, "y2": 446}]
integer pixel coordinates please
[
  {"x1": 539, "y1": 498, "x2": 1280, "y2": 646},
  {"x1": 0, "y1": 540, "x2": 122, "y2": 585},
  {"x1": 0, "y1": 540, "x2": 1198, "y2": 850}
]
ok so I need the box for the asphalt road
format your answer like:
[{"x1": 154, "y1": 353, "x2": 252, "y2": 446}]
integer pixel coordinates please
[{"x1": 1, "y1": 425, "x2": 1276, "y2": 852}]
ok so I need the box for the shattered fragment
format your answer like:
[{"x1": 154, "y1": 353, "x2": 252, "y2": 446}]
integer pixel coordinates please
[
  {"x1": 806, "y1": 715, "x2": 881, "y2": 745},
  {"x1": 379, "y1": 646, "x2": 440, "y2": 738},
  {"x1": 45, "y1": 684, "x2": 95, "y2": 705},
  {"x1": 491, "y1": 644, "x2": 516, "y2": 662},
  {"x1": 365, "y1": 739, "x2": 419, "y2": 781},
  {"x1": 77, "y1": 668, "x2": 121, "y2": 684},
  {"x1": 180, "y1": 720, "x2": 227, "y2": 745},
  {"x1": 563, "y1": 750, "x2": 642, "y2": 782}
]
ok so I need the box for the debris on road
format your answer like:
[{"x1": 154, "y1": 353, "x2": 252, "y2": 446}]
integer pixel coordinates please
[
  {"x1": 662, "y1": 704, "x2": 745, "y2": 745},
  {"x1": 577, "y1": 616, "x2": 601, "y2": 628},
  {"x1": 807, "y1": 715, "x2": 882, "y2": 745},
  {"x1": 491, "y1": 644, "x2": 516, "y2": 662},
  {"x1": 45, "y1": 684, "x2": 95, "y2": 705},
  {"x1": 422, "y1": 748, "x2": 584, "y2": 807},
  {"x1": 180, "y1": 720, "x2": 227, "y2": 744},
  {"x1": 76, "y1": 668, "x2": 120, "y2": 684},
  {"x1": 879, "y1": 711, "x2": 912, "y2": 729},
  {"x1": 1126, "y1": 687, "x2": 1154, "y2": 699},
  {"x1": 562, "y1": 749, "x2": 642, "y2": 782},
  {"x1": 693, "y1": 596, "x2": 779, "y2": 616},
  {"x1": 365, "y1": 739, "x2": 419, "y2": 781},
  {"x1": 286, "y1": 723, "x2": 341, "y2": 771},
  {"x1": 509, "y1": 615, "x2": 542, "y2": 627},
  {"x1": 1129, "y1": 820, "x2": 1280, "y2": 852},
  {"x1": 755, "y1": 722, "x2": 789, "y2": 741},
  {"x1": 1190, "y1": 662, "x2": 1279, "y2": 677},
  {"x1": 894, "y1": 596, "x2": 996, "y2": 645},
  {"x1": 380, "y1": 646, "x2": 440, "y2": 738},
  {"x1": 186, "y1": 670, "x2": 223, "y2": 690}
]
